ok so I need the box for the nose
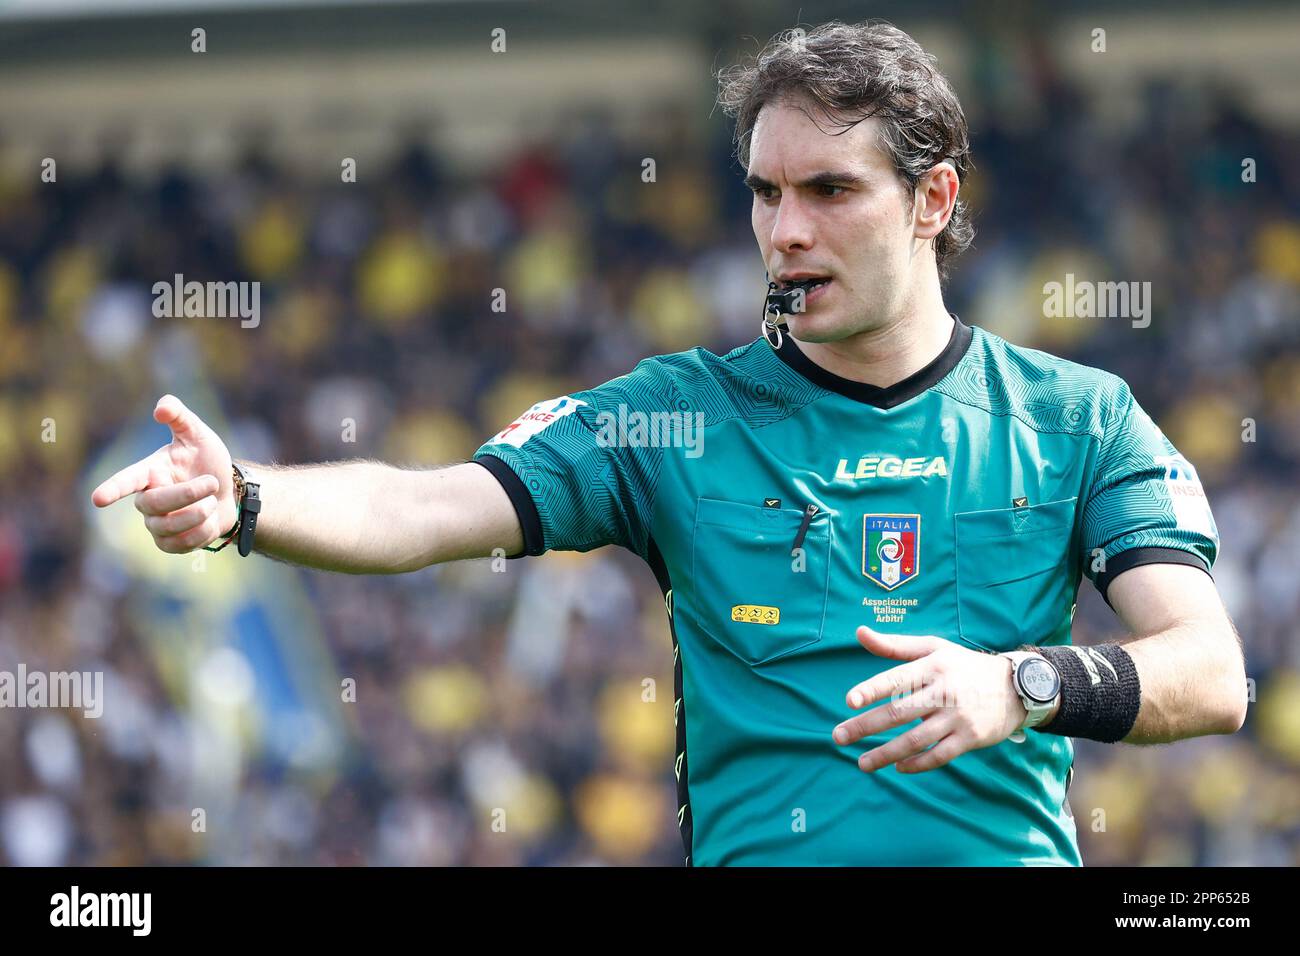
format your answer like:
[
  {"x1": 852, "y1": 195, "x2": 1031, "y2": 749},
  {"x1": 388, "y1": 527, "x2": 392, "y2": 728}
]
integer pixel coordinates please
[{"x1": 769, "y1": 193, "x2": 815, "y2": 255}]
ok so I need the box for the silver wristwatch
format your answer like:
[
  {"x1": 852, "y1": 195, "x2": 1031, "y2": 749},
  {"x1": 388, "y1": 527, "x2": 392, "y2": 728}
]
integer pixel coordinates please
[{"x1": 1002, "y1": 651, "x2": 1061, "y2": 744}]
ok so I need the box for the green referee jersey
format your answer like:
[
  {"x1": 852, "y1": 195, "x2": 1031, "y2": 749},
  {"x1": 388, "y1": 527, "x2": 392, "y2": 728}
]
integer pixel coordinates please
[{"x1": 473, "y1": 316, "x2": 1219, "y2": 866}]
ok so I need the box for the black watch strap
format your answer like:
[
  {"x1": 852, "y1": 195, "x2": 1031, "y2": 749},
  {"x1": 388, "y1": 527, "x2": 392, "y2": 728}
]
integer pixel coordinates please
[
  {"x1": 236, "y1": 481, "x2": 258, "y2": 556},
  {"x1": 235, "y1": 465, "x2": 260, "y2": 557}
]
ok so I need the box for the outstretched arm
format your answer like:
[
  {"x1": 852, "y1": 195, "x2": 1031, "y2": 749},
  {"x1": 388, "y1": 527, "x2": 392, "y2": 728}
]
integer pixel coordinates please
[
  {"x1": 90, "y1": 395, "x2": 523, "y2": 573},
  {"x1": 236, "y1": 458, "x2": 522, "y2": 573}
]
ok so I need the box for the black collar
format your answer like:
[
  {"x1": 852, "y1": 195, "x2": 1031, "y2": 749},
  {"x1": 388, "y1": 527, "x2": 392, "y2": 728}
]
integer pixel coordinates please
[{"x1": 771, "y1": 315, "x2": 973, "y2": 409}]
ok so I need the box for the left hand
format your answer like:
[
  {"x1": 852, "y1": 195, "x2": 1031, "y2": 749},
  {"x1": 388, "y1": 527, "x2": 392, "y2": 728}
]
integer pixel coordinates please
[{"x1": 832, "y1": 625, "x2": 1028, "y2": 774}]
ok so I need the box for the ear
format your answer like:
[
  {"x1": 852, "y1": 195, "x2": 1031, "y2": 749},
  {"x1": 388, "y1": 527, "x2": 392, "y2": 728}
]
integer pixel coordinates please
[{"x1": 913, "y1": 161, "x2": 960, "y2": 242}]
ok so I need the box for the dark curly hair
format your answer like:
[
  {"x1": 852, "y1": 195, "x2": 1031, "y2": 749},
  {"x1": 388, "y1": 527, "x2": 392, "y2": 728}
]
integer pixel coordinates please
[{"x1": 716, "y1": 20, "x2": 974, "y2": 280}]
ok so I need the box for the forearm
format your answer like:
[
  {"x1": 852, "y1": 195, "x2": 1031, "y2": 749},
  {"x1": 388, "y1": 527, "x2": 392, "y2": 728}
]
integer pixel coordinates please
[
  {"x1": 238, "y1": 459, "x2": 523, "y2": 573},
  {"x1": 1117, "y1": 620, "x2": 1247, "y2": 744}
]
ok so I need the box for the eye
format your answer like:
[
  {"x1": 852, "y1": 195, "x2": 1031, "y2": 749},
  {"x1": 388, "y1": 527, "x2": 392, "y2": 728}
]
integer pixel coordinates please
[
  {"x1": 817, "y1": 184, "x2": 845, "y2": 198},
  {"x1": 752, "y1": 185, "x2": 777, "y2": 201}
]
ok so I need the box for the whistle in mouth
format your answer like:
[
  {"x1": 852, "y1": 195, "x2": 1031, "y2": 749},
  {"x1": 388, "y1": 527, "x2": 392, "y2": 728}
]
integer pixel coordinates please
[{"x1": 765, "y1": 280, "x2": 810, "y2": 317}]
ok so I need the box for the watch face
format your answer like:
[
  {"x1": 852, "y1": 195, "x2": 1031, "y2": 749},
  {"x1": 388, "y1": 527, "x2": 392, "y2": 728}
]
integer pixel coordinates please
[{"x1": 1019, "y1": 658, "x2": 1060, "y2": 703}]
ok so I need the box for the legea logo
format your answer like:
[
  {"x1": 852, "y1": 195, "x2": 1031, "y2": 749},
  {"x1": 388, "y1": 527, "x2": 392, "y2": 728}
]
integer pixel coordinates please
[{"x1": 834, "y1": 456, "x2": 948, "y2": 481}]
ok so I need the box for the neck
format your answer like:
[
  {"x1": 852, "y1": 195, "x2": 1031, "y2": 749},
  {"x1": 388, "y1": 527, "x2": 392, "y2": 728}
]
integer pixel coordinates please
[{"x1": 793, "y1": 293, "x2": 954, "y2": 389}]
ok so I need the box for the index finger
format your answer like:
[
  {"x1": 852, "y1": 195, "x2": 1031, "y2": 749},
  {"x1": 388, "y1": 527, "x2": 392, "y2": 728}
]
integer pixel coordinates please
[
  {"x1": 91, "y1": 459, "x2": 153, "y2": 507},
  {"x1": 856, "y1": 625, "x2": 945, "y2": 661}
]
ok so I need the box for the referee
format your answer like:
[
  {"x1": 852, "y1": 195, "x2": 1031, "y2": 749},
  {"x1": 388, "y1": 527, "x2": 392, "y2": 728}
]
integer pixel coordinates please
[{"x1": 91, "y1": 21, "x2": 1246, "y2": 866}]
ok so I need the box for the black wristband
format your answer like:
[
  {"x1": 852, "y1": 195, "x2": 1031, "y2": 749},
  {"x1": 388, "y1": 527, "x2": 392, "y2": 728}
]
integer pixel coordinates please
[{"x1": 1034, "y1": 643, "x2": 1141, "y2": 743}]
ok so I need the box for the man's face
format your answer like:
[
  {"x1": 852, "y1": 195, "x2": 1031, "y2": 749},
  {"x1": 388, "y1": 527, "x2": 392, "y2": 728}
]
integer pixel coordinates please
[{"x1": 748, "y1": 97, "x2": 918, "y2": 342}]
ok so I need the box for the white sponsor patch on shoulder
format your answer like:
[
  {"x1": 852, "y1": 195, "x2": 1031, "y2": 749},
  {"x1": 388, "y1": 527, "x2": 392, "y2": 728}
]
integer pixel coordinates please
[
  {"x1": 488, "y1": 396, "x2": 587, "y2": 448},
  {"x1": 1154, "y1": 453, "x2": 1216, "y2": 537}
]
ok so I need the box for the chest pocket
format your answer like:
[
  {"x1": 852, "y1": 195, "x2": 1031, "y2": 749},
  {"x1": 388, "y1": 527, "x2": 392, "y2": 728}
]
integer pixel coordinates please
[
  {"x1": 690, "y1": 498, "x2": 831, "y2": 666},
  {"x1": 953, "y1": 497, "x2": 1077, "y2": 652}
]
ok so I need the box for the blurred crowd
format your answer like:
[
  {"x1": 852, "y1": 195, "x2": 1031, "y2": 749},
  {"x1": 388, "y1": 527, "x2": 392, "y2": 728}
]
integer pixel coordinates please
[{"x1": 1, "y1": 42, "x2": 1298, "y2": 866}]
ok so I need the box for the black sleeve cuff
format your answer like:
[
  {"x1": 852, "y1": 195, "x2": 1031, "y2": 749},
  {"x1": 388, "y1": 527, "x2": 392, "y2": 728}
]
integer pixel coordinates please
[
  {"x1": 474, "y1": 454, "x2": 545, "y2": 558},
  {"x1": 1094, "y1": 546, "x2": 1212, "y2": 608}
]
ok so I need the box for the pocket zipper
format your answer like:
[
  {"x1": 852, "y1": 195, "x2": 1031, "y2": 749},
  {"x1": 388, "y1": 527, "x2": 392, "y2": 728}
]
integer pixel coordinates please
[{"x1": 791, "y1": 503, "x2": 819, "y2": 555}]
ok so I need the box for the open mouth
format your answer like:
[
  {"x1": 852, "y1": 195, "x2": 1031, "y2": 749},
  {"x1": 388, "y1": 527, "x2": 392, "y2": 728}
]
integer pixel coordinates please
[{"x1": 780, "y1": 276, "x2": 832, "y2": 292}]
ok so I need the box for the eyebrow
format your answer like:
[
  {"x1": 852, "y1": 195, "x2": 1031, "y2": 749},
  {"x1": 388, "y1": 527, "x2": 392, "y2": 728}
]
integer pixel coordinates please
[{"x1": 743, "y1": 170, "x2": 866, "y2": 191}]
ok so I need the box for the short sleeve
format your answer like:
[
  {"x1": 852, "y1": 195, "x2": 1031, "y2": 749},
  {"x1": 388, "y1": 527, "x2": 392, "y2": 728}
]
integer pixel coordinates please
[
  {"x1": 472, "y1": 360, "x2": 674, "y2": 559},
  {"x1": 1081, "y1": 382, "x2": 1219, "y2": 602}
]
